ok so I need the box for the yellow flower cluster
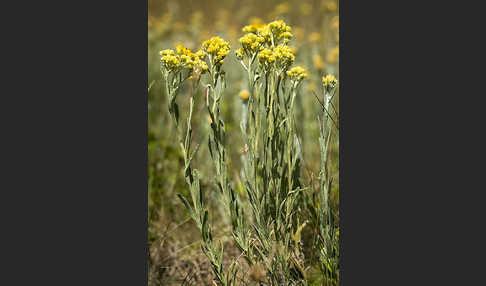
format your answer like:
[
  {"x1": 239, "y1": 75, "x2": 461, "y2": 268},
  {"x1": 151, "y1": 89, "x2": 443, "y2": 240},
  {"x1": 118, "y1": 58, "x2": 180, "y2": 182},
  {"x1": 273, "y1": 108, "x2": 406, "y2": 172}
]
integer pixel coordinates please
[
  {"x1": 160, "y1": 46, "x2": 208, "y2": 73},
  {"x1": 239, "y1": 89, "x2": 250, "y2": 100},
  {"x1": 239, "y1": 20, "x2": 299, "y2": 73},
  {"x1": 239, "y1": 33, "x2": 265, "y2": 54},
  {"x1": 272, "y1": 44, "x2": 295, "y2": 69},
  {"x1": 268, "y1": 20, "x2": 293, "y2": 42},
  {"x1": 201, "y1": 36, "x2": 231, "y2": 66},
  {"x1": 257, "y1": 44, "x2": 295, "y2": 71},
  {"x1": 242, "y1": 20, "x2": 292, "y2": 45},
  {"x1": 322, "y1": 74, "x2": 338, "y2": 89},
  {"x1": 242, "y1": 23, "x2": 265, "y2": 34},
  {"x1": 175, "y1": 44, "x2": 191, "y2": 55},
  {"x1": 160, "y1": 49, "x2": 180, "y2": 71},
  {"x1": 286, "y1": 66, "x2": 308, "y2": 80},
  {"x1": 235, "y1": 48, "x2": 244, "y2": 60},
  {"x1": 257, "y1": 48, "x2": 275, "y2": 69}
]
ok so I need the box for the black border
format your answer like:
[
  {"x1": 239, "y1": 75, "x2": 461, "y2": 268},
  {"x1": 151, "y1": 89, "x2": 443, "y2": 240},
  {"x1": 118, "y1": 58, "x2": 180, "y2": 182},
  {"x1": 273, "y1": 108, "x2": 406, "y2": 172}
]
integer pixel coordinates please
[{"x1": 12, "y1": 0, "x2": 473, "y2": 284}]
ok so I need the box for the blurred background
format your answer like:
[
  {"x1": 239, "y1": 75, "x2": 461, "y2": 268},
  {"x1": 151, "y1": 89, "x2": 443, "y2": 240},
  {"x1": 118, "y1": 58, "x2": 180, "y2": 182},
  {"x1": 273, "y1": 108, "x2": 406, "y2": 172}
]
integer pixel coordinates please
[{"x1": 148, "y1": 0, "x2": 339, "y2": 285}]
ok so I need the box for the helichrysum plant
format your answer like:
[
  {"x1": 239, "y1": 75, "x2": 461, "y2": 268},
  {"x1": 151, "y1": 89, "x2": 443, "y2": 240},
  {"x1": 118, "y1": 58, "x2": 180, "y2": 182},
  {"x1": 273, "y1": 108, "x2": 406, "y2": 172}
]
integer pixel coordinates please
[
  {"x1": 160, "y1": 42, "x2": 238, "y2": 286},
  {"x1": 318, "y1": 74, "x2": 339, "y2": 285},
  {"x1": 305, "y1": 74, "x2": 339, "y2": 286},
  {"x1": 234, "y1": 19, "x2": 312, "y2": 285}
]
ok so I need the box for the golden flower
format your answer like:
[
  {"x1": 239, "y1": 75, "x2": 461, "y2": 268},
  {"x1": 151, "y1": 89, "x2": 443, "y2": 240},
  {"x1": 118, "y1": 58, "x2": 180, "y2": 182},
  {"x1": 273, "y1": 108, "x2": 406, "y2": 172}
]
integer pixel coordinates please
[
  {"x1": 235, "y1": 48, "x2": 245, "y2": 60},
  {"x1": 192, "y1": 57, "x2": 208, "y2": 74},
  {"x1": 239, "y1": 33, "x2": 265, "y2": 54},
  {"x1": 256, "y1": 24, "x2": 272, "y2": 44},
  {"x1": 201, "y1": 36, "x2": 231, "y2": 66},
  {"x1": 175, "y1": 44, "x2": 192, "y2": 56},
  {"x1": 272, "y1": 44, "x2": 295, "y2": 69},
  {"x1": 179, "y1": 54, "x2": 193, "y2": 68},
  {"x1": 286, "y1": 66, "x2": 308, "y2": 80},
  {"x1": 322, "y1": 74, "x2": 338, "y2": 89},
  {"x1": 195, "y1": 49, "x2": 206, "y2": 60},
  {"x1": 242, "y1": 24, "x2": 262, "y2": 34},
  {"x1": 160, "y1": 49, "x2": 175, "y2": 56},
  {"x1": 268, "y1": 20, "x2": 292, "y2": 39},
  {"x1": 257, "y1": 48, "x2": 276, "y2": 69},
  {"x1": 161, "y1": 54, "x2": 180, "y2": 71},
  {"x1": 160, "y1": 46, "x2": 207, "y2": 74},
  {"x1": 239, "y1": 89, "x2": 250, "y2": 100}
]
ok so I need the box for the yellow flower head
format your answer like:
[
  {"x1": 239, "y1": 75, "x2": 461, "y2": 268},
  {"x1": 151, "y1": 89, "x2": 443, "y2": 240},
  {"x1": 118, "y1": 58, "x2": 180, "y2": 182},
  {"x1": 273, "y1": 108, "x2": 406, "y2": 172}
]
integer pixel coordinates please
[
  {"x1": 179, "y1": 54, "x2": 194, "y2": 68},
  {"x1": 195, "y1": 49, "x2": 206, "y2": 60},
  {"x1": 242, "y1": 23, "x2": 264, "y2": 34},
  {"x1": 235, "y1": 48, "x2": 245, "y2": 60},
  {"x1": 239, "y1": 89, "x2": 250, "y2": 100},
  {"x1": 256, "y1": 24, "x2": 272, "y2": 44},
  {"x1": 322, "y1": 74, "x2": 338, "y2": 89},
  {"x1": 257, "y1": 48, "x2": 276, "y2": 69},
  {"x1": 239, "y1": 33, "x2": 265, "y2": 54},
  {"x1": 286, "y1": 66, "x2": 308, "y2": 81},
  {"x1": 272, "y1": 44, "x2": 295, "y2": 69},
  {"x1": 161, "y1": 53, "x2": 180, "y2": 71},
  {"x1": 192, "y1": 57, "x2": 208, "y2": 75},
  {"x1": 201, "y1": 36, "x2": 231, "y2": 66},
  {"x1": 175, "y1": 44, "x2": 192, "y2": 56},
  {"x1": 268, "y1": 20, "x2": 292, "y2": 41},
  {"x1": 160, "y1": 46, "x2": 208, "y2": 74},
  {"x1": 160, "y1": 49, "x2": 175, "y2": 56}
]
